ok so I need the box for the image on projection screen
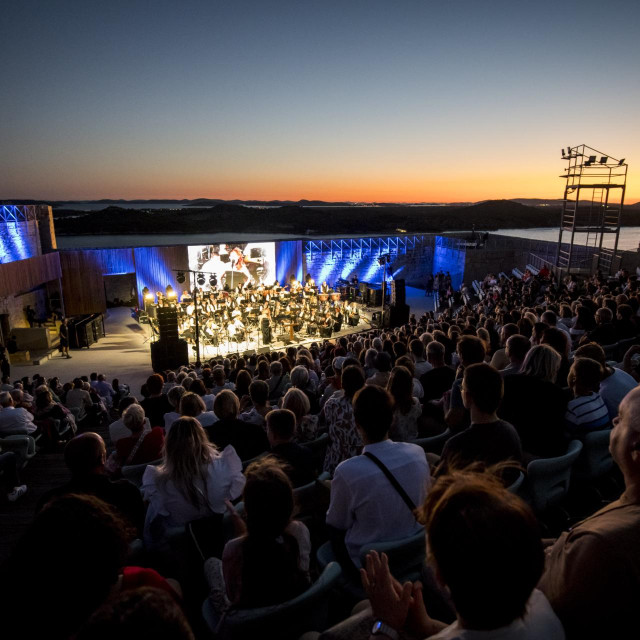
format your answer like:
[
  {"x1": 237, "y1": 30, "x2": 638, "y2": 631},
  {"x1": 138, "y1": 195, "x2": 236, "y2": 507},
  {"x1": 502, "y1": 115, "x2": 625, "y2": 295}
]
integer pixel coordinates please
[{"x1": 188, "y1": 242, "x2": 276, "y2": 290}]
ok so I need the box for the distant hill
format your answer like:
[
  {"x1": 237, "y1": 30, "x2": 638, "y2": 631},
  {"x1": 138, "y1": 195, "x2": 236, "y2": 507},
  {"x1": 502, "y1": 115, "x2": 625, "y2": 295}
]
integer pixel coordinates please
[{"x1": 52, "y1": 199, "x2": 559, "y2": 236}]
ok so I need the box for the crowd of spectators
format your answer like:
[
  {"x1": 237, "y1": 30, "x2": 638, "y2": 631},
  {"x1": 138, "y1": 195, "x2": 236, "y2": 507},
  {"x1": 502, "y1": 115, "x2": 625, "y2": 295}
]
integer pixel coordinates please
[{"x1": 1, "y1": 265, "x2": 640, "y2": 638}]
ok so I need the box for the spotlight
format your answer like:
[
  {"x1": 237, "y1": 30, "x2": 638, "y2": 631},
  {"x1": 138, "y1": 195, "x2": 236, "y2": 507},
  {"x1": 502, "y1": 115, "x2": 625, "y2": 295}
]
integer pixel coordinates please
[
  {"x1": 165, "y1": 284, "x2": 175, "y2": 297},
  {"x1": 600, "y1": 157, "x2": 608, "y2": 164},
  {"x1": 177, "y1": 272, "x2": 186, "y2": 284},
  {"x1": 197, "y1": 273, "x2": 206, "y2": 286},
  {"x1": 561, "y1": 149, "x2": 565, "y2": 157},
  {"x1": 566, "y1": 146, "x2": 571, "y2": 155},
  {"x1": 209, "y1": 274, "x2": 218, "y2": 287},
  {"x1": 142, "y1": 286, "x2": 150, "y2": 296},
  {"x1": 619, "y1": 158, "x2": 625, "y2": 165},
  {"x1": 144, "y1": 292, "x2": 155, "y2": 301}
]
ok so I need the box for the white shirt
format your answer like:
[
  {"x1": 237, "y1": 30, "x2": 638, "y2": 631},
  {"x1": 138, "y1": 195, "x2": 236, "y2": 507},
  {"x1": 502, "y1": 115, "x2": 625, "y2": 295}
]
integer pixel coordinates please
[
  {"x1": 195, "y1": 411, "x2": 218, "y2": 428},
  {"x1": 430, "y1": 589, "x2": 565, "y2": 640},
  {"x1": 0, "y1": 406, "x2": 37, "y2": 434},
  {"x1": 109, "y1": 418, "x2": 131, "y2": 445},
  {"x1": 142, "y1": 446, "x2": 245, "y2": 545},
  {"x1": 326, "y1": 439, "x2": 430, "y2": 567},
  {"x1": 164, "y1": 411, "x2": 181, "y2": 431},
  {"x1": 202, "y1": 393, "x2": 216, "y2": 412}
]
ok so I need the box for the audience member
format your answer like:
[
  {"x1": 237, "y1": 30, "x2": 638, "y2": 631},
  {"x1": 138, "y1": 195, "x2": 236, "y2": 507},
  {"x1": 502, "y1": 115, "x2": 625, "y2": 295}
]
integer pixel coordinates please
[{"x1": 326, "y1": 384, "x2": 429, "y2": 573}]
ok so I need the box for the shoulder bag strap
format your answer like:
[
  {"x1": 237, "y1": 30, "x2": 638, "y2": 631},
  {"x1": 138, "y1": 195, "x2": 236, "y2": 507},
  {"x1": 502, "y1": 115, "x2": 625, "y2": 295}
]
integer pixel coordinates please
[
  {"x1": 124, "y1": 428, "x2": 150, "y2": 466},
  {"x1": 363, "y1": 451, "x2": 416, "y2": 515}
]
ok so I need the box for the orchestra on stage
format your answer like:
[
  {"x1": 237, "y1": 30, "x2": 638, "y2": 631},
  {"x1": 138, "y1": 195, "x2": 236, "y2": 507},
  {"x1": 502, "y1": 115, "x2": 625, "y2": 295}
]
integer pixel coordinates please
[{"x1": 145, "y1": 275, "x2": 362, "y2": 351}]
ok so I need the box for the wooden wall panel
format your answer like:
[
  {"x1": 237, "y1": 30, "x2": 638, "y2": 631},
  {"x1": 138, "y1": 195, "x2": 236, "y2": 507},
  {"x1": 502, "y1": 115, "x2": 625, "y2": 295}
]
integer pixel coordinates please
[
  {"x1": 59, "y1": 246, "x2": 189, "y2": 314},
  {"x1": 59, "y1": 250, "x2": 108, "y2": 316},
  {"x1": 0, "y1": 252, "x2": 62, "y2": 297}
]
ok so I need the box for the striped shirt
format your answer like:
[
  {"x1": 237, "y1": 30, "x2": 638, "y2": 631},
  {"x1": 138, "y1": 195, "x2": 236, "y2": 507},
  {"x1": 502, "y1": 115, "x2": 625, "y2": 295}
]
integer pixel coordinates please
[{"x1": 565, "y1": 392, "x2": 610, "y2": 437}]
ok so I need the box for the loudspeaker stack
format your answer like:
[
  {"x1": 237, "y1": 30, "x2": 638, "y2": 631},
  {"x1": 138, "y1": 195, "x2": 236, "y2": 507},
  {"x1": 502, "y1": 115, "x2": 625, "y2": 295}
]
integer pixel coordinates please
[{"x1": 390, "y1": 279, "x2": 406, "y2": 306}]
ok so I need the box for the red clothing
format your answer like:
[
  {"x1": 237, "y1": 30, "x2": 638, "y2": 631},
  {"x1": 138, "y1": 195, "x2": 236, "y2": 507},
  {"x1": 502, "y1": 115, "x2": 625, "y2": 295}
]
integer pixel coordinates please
[
  {"x1": 121, "y1": 566, "x2": 177, "y2": 598},
  {"x1": 116, "y1": 428, "x2": 164, "y2": 465}
]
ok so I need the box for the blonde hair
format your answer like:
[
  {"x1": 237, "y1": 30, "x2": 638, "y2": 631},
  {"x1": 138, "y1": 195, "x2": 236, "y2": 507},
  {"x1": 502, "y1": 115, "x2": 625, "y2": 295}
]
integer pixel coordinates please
[
  {"x1": 520, "y1": 344, "x2": 561, "y2": 383},
  {"x1": 282, "y1": 388, "x2": 310, "y2": 424},
  {"x1": 158, "y1": 417, "x2": 218, "y2": 507}
]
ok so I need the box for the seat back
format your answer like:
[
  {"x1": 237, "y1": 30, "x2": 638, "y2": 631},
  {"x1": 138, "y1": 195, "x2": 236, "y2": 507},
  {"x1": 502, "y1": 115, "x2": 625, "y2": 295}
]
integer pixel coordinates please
[
  {"x1": 616, "y1": 337, "x2": 637, "y2": 362},
  {"x1": 121, "y1": 458, "x2": 162, "y2": 488},
  {"x1": 526, "y1": 440, "x2": 583, "y2": 513},
  {"x1": 203, "y1": 561, "x2": 342, "y2": 640},
  {"x1": 303, "y1": 432, "x2": 330, "y2": 470},
  {"x1": 506, "y1": 470, "x2": 525, "y2": 494},
  {"x1": 358, "y1": 528, "x2": 426, "y2": 584},
  {"x1": 409, "y1": 428, "x2": 451, "y2": 455},
  {"x1": 0, "y1": 435, "x2": 37, "y2": 468},
  {"x1": 576, "y1": 429, "x2": 613, "y2": 480}
]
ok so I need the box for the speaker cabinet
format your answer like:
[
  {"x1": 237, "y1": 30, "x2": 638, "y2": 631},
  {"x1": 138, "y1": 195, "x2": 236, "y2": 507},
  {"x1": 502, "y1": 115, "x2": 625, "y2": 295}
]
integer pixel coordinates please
[
  {"x1": 390, "y1": 279, "x2": 406, "y2": 306},
  {"x1": 371, "y1": 311, "x2": 383, "y2": 328},
  {"x1": 368, "y1": 287, "x2": 382, "y2": 307},
  {"x1": 156, "y1": 307, "x2": 179, "y2": 341},
  {"x1": 386, "y1": 303, "x2": 410, "y2": 328},
  {"x1": 151, "y1": 339, "x2": 189, "y2": 372}
]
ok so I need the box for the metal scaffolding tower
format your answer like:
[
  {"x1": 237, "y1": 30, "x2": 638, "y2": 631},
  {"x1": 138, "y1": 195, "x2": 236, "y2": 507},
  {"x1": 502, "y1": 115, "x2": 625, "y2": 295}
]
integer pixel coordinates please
[{"x1": 556, "y1": 145, "x2": 627, "y2": 275}]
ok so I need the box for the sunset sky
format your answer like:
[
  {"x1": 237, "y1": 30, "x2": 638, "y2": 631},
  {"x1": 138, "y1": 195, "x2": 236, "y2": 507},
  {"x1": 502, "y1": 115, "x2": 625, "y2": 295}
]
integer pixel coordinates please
[{"x1": 2, "y1": 0, "x2": 638, "y2": 203}]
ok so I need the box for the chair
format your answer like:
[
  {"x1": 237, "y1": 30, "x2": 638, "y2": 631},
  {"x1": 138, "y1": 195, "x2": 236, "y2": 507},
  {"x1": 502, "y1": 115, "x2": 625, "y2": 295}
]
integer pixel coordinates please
[
  {"x1": 121, "y1": 457, "x2": 162, "y2": 488},
  {"x1": 574, "y1": 429, "x2": 613, "y2": 482},
  {"x1": 303, "y1": 432, "x2": 330, "y2": 470},
  {"x1": 0, "y1": 435, "x2": 37, "y2": 469},
  {"x1": 603, "y1": 342, "x2": 619, "y2": 362},
  {"x1": 525, "y1": 440, "x2": 583, "y2": 513},
  {"x1": 358, "y1": 529, "x2": 426, "y2": 584},
  {"x1": 316, "y1": 528, "x2": 426, "y2": 601},
  {"x1": 202, "y1": 561, "x2": 342, "y2": 640},
  {"x1": 409, "y1": 428, "x2": 451, "y2": 455},
  {"x1": 616, "y1": 337, "x2": 637, "y2": 362},
  {"x1": 506, "y1": 470, "x2": 525, "y2": 494}
]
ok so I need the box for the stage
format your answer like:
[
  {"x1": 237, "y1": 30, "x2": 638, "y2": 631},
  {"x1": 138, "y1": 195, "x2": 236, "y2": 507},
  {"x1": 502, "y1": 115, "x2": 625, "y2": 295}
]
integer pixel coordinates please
[{"x1": 145, "y1": 284, "x2": 436, "y2": 360}]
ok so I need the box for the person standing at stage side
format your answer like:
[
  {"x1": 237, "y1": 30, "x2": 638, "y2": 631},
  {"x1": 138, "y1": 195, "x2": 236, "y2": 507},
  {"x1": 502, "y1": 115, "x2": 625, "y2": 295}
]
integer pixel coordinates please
[{"x1": 59, "y1": 318, "x2": 71, "y2": 358}]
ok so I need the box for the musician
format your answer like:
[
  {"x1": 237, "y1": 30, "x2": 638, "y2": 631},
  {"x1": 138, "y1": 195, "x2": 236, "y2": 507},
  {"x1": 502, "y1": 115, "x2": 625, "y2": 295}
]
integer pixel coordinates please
[
  {"x1": 348, "y1": 302, "x2": 360, "y2": 326},
  {"x1": 228, "y1": 312, "x2": 246, "y2": 343},
  {"x1": 321, "y1": 281, "x2": 330, "y2": 293},
  {"x1": 181, "y1": 290, "x2": 192, "y2": 303},
  {"x1": 260, "y1": 308, "x2": 272, "y2": 344}
]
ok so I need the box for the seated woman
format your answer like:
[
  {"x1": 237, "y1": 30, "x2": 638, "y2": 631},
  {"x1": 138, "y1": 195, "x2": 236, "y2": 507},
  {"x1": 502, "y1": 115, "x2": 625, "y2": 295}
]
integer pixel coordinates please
[
  {"x1": 177, "y1": 391, "x2": 218, "y2": 429},
  {"x1": 323, "y1": 365, "x2": 365, "y2": 475},
  {"x1": 33, "y1": 386, "x2": 77, "y2": 446},
  {"x1": 387, "y1": 365, "x2": 422, "y2": 442},
  {"x1": 205, "y1": 457, "x2": 310, "y2": 618},
  {"x1": 357, "y1": 469, "x2": 564, "y2": 640},
  {"x1": 163, "y1": 385, "x2": 186, "y2": 431},
  {"x1": 114, "y1": 404, "x2": 164, "y2": 469},
  {"x1": 142, "y1": 417, "x2": 245, "y2": 547},
  {"x1": 282, "y1": 387, "x2": 318, "y2": 443}
]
